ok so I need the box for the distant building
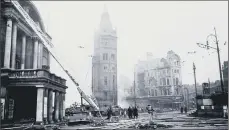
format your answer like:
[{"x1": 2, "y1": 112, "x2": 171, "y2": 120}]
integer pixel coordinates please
[
  {"x1": 135, "y1": 50, "x2": 182, "y2": 97},
  {"x1": 127, "y1": 51, "x2": 183, "y2": 109},
  {"x1": 92, "y1": 6, "x2": 118, "y2": 108}
]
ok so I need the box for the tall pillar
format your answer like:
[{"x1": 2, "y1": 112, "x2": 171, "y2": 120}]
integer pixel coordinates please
[
  {"x1": 54, "y1": 91, "x2": 59, "y2": 122},
  {"x1": 4, "y1": 17, "x2": 13, "y2": 68},
  {"x1": 36, "y1": 88, "x2": 44, "y2": 124},
  {"x1": 48, "y1": 89, "x2": 53, "y2": 123},
  {"x1": 11, "y1": 22, "x2": 18, "y2": 69},
  {"x1": 59, "y1": 93, "x2": 63, "y2": 121},
  {"x1": 38, "y1": 43, "x2": 43, "y2": 69},
  {"x1": 63, "y1": 94, "x2": 65, "y2": 119},
  {"x1": 21, "y1": 35, "x2": 26, "y2": 69},
  {"x1": 43, "y1": 89, "x2": 48, "y2": 124},
  {"x1": 33, "y1": 37, "x2": 39, "y2": 69}
]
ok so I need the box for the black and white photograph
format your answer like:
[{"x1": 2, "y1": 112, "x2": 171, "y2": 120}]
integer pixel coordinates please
[{"x1": 0, "y1": 0, "x2": 228, "y2": 129}]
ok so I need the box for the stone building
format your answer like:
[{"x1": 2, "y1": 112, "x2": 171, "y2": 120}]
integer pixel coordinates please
[
  {"x1": 92, "y1": 6, "x2": 118, "y2": 109},
  {"x1": 0, "y1": 0, "x2": 67, "y2": 124},
  {"x1": 144, "y1": 51, "x2": 182, "y2": 97},
  {"x1": 128, "y1": 51, "x2": 183, "y2": 109}
]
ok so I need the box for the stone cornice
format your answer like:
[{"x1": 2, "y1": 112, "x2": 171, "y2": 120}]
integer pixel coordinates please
[
  {"x1": 17, "y1": 21, "x2": 33, "y2": 36},
  {"x1": 3, "y1": 8, "x2": 20, "y2": 23},
  {"x1": 3, "y1": 7, "x2": 35, "y2": 37}
]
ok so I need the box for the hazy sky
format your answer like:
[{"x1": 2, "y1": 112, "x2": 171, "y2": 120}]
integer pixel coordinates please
[{"x1": 33, "y1": 1, "x2": 228, "y2": 107}]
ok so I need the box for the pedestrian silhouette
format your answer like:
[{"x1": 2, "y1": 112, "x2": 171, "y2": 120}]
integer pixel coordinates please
[{"x1": 180, "y1": 106, "x2": 183, "y2": 114}]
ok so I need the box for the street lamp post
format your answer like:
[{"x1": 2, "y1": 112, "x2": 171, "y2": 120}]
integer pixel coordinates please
[
  {"x1": 193, "y1": 63, "x2": 198, "y2": 110},
  {"x1": 134, "y1": 71, "x2": 137, "y2": 108},
  {"x1": 197, "y1": 27, "x2": 225, "y2": 93}
]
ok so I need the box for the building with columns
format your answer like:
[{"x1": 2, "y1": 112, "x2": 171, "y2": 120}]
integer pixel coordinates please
[
  {"x1": 92, "y1": 6, "x2": 118, "y2": 109},
  {"x1": 0, "y1": 0, "x2": 67, "y2": 124}
]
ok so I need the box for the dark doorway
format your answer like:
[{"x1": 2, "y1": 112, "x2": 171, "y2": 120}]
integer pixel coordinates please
[{"x1": 7, "y1": 87, "x2": 37, "y2": 122}]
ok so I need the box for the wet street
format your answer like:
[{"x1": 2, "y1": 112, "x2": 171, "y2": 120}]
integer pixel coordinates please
[{"x1": 60, "y1": 111, "x2": 228, "y2": 129}]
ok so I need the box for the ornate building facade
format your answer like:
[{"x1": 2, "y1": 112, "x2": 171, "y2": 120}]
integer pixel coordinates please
[
  {"x1": 144, "y1": 50, "x2": 182, "y2": 97},
  {"x1": 1, "y1": 0, "x2": 67, "y2": 124},
  {"x1": 92, "y1": 6, "x2": 118, "y2": 109},
  {"x1": 127, "y1": 51, "x2": 184, "y2": 109}
]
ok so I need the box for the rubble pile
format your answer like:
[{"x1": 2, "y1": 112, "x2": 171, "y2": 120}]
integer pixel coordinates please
[
  {"x1": 90, "y1": 119, "x2": 106, "y2": 127},
  {"x1": 128, "y1": 121, "x2": 173, "y2": 129}
]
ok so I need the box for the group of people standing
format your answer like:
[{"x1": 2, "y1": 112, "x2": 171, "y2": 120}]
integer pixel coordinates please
[
  {"x1": 127, "y1": 106, "x2": 138, "y2": 119},
  {"x1": 180, "y1": 106, "x2": 188, "y2": 114}
]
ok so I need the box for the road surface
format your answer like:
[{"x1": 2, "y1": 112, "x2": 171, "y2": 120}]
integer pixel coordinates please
[{"x1": 60, "y1": 111, "x2": 228, "y2": 129}]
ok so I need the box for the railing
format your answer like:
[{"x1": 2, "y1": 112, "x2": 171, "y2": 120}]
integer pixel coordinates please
[{"x1": 8, "y1": 69, "x2": 66, "y2": 85}]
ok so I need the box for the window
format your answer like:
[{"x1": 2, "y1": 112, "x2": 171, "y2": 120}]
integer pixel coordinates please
[
  {"x1": 152, "y1": 89, "x2": 154, "y2": 96},
  {"x1": 177, "y1": 70, "x2": 179, "y2": 74},
  {"x1": 167, "y1": 79, "x2": 170, "y2": 85},
  {"x1": 163, "y1": 70, "x2": 166, "y2": 75},
  {"x1": 103, "y1": 53, "x2": 108, "y2": 60},
  {"x1": 155, "y1": 90, "x2": 157, "y2": 96},
  {"x1": 111, "y1": 54, "x2": 115, "y2": 60},
  {"x1": 164, "y1": 89, "x2": 167, "y2": 95},
  {"x1": 173, "y1": 78, "x2": 175, "y2": 85},
  {"x1": 167, "y1": 69, "x2": 169, "y2": 74},
  {"x1": 160, "y1": 79, "x2": 162, "y2": 85},
  {"x1": 104, "y1": 66, "x2": 107, "y2": 70},
  {"x1": 113, "y1": 75, "x2": 115, "y2": 84},
  {"x1": 42, "y1": 48, "x2": 49, "y2": 66},
  {"x1": 176, "y1": 78, "x2": 179, "y2": 85},
  {"x1": 163, "y1": 78, "x2": 166, "y2": 85},
  {"x1": 112, "y1": 66, "x2": 115, "y2": 71},
  {"x1": 15, "y1": 54, "x2": 21, "y2": 69},
  {"x1": 104, "y1": 76, "x2": 107, "y2": 85}
]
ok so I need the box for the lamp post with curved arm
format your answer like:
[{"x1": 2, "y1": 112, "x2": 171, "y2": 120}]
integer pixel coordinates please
[{"x1": 197, "y1": 27, "x2": 225, "y2": 93}]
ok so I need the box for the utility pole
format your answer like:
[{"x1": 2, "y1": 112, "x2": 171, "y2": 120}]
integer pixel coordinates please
[
  {"x1": 197, "y1": 27, "x2": 224, "y2": 93},
  {"x1": 208, "y1": 78, "x2": 211, "y2": 94},
  {"x1": 193, "y1": 63, "x2": 198, "y2": 110},
  {"x1": 134, "y1": 71, "x2": 137, "y2": 108}
]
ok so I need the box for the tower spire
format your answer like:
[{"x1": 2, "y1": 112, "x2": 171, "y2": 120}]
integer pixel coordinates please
[{"x1": 103, "y1": 4, "x2": 108, "y2": 13}]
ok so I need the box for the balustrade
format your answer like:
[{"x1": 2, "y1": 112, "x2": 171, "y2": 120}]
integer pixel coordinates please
[{"x1": 8, "y1": 69, "x2": 66, "y2": 85}]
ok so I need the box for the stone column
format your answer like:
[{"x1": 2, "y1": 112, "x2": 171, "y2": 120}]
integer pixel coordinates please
[
  {"x1": 4, "y1": 17, "x2": 13, "y2": 68},
  {"x1": 54, "y1": 91, "x2": 59, "y2": 122},
  {"x1": 59, "y1": 93, "x2": 63, "y2": 121},
  {"x1": 36, "y1": 88, "x2": 44, "y2": 124},
  {"x1": 38, "y1": 43, "x2": 43, "y2": 69},
  {"x1": 63, "y1": 94, "x2": 65, "y2": 119},
  {"x1": 21, "y1": 35, "x2": 26, "y2": 69},
  {"x1": 11, "y1": 22, "x2": 18, "y2": 69},
  {"x1": 33, "y1": 37, "x2": 39, "y2": 69},
  {"x1": 43, "y1": 89, "x2": 48, "y2": 124},
  {"x1": 48, "y1": 89, "x2": 53, "y2": 123}
]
